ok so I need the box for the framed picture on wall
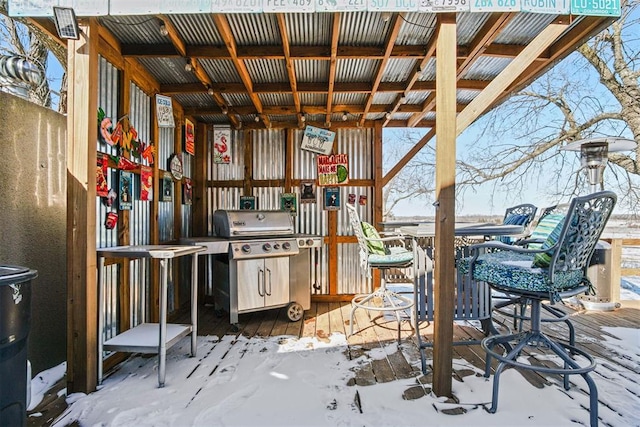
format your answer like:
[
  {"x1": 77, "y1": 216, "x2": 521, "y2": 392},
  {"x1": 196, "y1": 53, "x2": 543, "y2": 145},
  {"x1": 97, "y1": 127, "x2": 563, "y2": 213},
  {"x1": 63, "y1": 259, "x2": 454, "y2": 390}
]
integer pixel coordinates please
[
  {"x1": 280, "y1": 193, "x2": 297, "y2": 215},
  {"x1": 323, "y1": 187, "x2": 340, "y2": 211},
  {"x1": 240, "y1": 195, "x2": 256, "y2": 210},
  {"x1": 300, "y1": 181, "x2": 316, "y2": 204},
  {"x1": 161, "y1": 172, "x2": 173, "y2": 202}
]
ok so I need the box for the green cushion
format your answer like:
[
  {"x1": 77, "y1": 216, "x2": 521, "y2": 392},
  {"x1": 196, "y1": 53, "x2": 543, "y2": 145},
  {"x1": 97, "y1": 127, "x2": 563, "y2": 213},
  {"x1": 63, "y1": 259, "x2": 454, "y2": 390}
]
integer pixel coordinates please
[
  {"x1": 528, "y1": 213, "x2": 565, "y2": 250},
  {"x1": 532, "y1": 220, "x2": 564, "y2": 267},
  {"x1": 361, "y1": 222, "x2": 386, "y2": 255}
]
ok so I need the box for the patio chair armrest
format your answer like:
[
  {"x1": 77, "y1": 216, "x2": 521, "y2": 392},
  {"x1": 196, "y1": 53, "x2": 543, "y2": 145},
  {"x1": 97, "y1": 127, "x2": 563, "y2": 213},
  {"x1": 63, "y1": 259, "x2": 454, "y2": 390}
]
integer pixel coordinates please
[
  {"x1": 469, "y1": 240, "x2": 548, "y2": 256},
  {"x1": 513, "y1": 238, "x2": 545, "y2": 247},
  {"x1": 363, "y1": 235, "x2": 407, "y2": 247}
]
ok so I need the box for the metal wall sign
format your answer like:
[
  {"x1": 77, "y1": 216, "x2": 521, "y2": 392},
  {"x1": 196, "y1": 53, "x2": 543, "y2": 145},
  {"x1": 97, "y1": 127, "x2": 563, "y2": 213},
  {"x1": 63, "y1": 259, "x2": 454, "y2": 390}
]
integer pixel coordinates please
[
  {"x1": 7, "y1": 0, "x2": 621, "y2": 16},
  {"x1": 521, "y1": 0, "x2": 570, "y2": 14},
  {"x1": 570, "y1": 0, "x2": 620, "y2": 16}
]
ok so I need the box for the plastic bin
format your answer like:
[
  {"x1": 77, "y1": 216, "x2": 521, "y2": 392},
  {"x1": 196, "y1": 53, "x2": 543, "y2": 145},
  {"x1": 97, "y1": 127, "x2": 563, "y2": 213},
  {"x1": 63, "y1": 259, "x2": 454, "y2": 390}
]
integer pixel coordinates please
[{"x1": 0, "y1": 265, "x2": 37, "y2": 427}]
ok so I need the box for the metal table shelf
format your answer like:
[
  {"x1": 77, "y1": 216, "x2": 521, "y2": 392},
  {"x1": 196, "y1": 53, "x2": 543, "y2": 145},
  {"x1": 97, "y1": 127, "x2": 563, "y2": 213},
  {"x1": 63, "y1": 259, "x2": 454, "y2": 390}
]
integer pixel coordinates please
[{"x1": 97, "y1": 245, "x2": 205, "y2": 387}]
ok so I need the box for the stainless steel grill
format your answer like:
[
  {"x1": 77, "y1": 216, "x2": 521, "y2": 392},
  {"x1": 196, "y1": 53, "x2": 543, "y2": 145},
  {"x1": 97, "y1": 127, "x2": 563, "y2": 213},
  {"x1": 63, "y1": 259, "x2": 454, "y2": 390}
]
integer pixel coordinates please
[{"x1": 183, "y1": 210, "x2": 322, "y2": 327}]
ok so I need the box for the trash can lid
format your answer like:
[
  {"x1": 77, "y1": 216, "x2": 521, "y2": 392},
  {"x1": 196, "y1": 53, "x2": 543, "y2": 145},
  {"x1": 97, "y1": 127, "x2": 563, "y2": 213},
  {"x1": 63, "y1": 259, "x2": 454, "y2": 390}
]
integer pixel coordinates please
[{"x1": 0, "y1": 265, "x2": 37, "y2": 285}]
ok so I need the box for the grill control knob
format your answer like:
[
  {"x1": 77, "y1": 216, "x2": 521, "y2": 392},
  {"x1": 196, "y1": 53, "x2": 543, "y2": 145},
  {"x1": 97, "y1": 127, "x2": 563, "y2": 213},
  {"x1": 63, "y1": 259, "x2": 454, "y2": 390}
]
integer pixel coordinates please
[
  {"x1": 282, "y1": 242, "x2": 291, "y2": 250},
  {"x1": 241, "y1": 244, "x2": 251, "y2": 254},
  {"x1": 262, "y1": 243, "x2": 272, "y2": 252},
  {"x1": 298, "y1": 239, "x2": 305, "y2": 247},
  {"x1": 306, "y1": 239, "x2": 315, "y2": 247},
  {"x1": 273, "y1": 243, "x2": 281, "y2": 250}
]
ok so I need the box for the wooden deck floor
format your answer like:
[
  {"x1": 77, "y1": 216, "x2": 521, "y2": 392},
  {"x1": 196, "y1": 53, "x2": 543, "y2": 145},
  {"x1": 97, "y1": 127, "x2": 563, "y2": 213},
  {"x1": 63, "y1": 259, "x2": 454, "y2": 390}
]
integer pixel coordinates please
[{"x1": 28, "y1": 300, "x2": 640, "y2": 426}]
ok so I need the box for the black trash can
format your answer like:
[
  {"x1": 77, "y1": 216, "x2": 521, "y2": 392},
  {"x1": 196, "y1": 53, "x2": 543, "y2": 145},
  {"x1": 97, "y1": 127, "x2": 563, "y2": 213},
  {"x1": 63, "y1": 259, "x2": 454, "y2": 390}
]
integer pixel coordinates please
[{"x1": 0, "y1": 265, "x2": 37, "y2": 427}]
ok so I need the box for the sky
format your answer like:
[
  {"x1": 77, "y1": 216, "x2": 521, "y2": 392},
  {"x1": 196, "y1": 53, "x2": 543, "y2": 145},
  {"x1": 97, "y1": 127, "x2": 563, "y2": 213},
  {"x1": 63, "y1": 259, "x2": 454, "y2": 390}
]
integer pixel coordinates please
[{"x1": 29, "y1": 323, "x2": 639, "y2": 427}]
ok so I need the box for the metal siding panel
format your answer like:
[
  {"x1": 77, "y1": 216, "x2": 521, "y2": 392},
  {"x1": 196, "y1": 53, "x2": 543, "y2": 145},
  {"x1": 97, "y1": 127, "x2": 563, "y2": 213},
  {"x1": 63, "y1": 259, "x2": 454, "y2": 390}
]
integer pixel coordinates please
[
  {"x1": 252, "y1": 130, "x2": 285, "y2": 180},
  {"x1": 227, "y1": 13, "x2": 280, "y2": 45},
  {"x1": 168, "y1": 14, "x2": 222, "y2": 45},
  {"x1": 286, "y1": 13, "x2": 332, "y2": 45},
  {"x1": 338, "y1": 243, "x2": 369, "y2": 294}
]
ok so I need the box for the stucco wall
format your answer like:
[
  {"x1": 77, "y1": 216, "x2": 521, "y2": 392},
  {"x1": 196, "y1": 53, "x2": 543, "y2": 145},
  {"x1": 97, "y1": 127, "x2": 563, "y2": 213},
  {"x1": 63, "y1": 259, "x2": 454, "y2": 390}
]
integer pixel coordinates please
[{"x1": 0, "y1": 91, "x2": 67, "y2": 376}]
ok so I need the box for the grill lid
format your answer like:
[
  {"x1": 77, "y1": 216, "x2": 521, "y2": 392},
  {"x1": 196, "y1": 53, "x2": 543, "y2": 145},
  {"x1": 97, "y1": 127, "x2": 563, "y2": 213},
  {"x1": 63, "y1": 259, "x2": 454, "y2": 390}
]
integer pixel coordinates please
[{"x1": 213, "y1": 210, "x2": 294, "y2": 238}]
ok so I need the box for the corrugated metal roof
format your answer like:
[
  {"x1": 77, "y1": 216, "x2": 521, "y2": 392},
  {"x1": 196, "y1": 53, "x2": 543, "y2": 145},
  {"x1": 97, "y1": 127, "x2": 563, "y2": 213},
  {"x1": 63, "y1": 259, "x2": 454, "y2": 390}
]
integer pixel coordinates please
[{"x1": 88, "y1": 10, "x2": 615, "y2": 128}]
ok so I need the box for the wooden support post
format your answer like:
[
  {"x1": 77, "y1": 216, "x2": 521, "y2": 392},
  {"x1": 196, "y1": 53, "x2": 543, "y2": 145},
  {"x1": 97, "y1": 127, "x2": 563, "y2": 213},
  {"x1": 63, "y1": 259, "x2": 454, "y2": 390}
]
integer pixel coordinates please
[
  {"x1": 433, "y1": 13, "x2": 457, "y2": 398},
  {"x1": 66, "y1": 19, "x2": 99, "y2": 394}
]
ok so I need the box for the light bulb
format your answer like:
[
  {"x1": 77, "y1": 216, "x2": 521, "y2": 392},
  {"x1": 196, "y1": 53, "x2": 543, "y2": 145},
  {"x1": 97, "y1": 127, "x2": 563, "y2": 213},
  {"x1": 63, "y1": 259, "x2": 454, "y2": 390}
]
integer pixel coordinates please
[
  {"x1": 159, "y1": 25, "x2": 168, "y2": 36},
  {"x1": 385, "y1": 112, "x2": 391, "y2": 120},
  {"x1": 342, "y1": 113, "x2": 348, "y2": 121},
  {"x1": 207, "y1": 87, "x2": 215, "y2": 96},
  {"x1": 184, "y1": 61, "x2": 193, "y2": 72},
  {"x1": 221, "y1": 106, "x2": 228, "y2": 115},
  {"x1": 254, "y1": 116, "x2": 260, "y2": 122}
]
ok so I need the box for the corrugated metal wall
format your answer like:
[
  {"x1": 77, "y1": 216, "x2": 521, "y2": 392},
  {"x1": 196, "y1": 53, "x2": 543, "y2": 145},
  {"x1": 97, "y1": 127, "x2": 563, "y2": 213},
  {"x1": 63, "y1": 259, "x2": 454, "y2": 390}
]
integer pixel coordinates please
[
  {"x1": 97, "y1": 57, "x2": 120, "y2": 342},
  {"x1": 205, "y1": 127, "x2": 376, "y2": 296}
]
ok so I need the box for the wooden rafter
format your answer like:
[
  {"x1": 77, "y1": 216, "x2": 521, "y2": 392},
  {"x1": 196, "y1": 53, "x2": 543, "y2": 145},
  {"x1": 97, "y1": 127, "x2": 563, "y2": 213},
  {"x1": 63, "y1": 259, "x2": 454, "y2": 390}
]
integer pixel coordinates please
[
  {"x1": 325, "y1": 13, "x2": 341, "y2": 126},
  {"x1": 359, "y1": 13, "x2": 403, "y2": 127},
  {"x1": 383, "y1": 23, "x2": 439, "y2": 127},
  {"x1": 157, "y1": 15, "x2": 239, "y2": 128},
  {"x1": 212, "y1": 14, "x2": 270, "y2": 128},
  {"x1": 276, "y1": 14, "x2": 304, "y2": 128},
  {"x1": 407, "y1": 12, "x2": 515, "y2": 127}
]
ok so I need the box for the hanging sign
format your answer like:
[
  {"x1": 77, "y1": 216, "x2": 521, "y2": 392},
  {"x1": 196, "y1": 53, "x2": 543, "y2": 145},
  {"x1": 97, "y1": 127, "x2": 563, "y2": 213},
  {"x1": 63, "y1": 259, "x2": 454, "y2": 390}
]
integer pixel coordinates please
[
  {"x1": 301, "y1": 125, "x2": 335, "y2": 155},
  {"x1": 210, "y1": 0, "x2": 262, "y2": 13},
  {"x1": 316, "y1": 0, "x2": 366, "y2": 12},
  {"x1": 570, "y1": 0, "x2": 620, "y2": 15},
  {"x1": 367, "y1": 0, "x2": 418, "y2": 11},
  {"x1": 521, "y1": 0, "x2": 569, "y2": 13},
  {"x1": 323, "y1": 187, "x2": 341, "y2": 211},
  {"x1": 155, "y1": 95, "x2": 175, "y2": 128},
  {"x1": 185, "y1": 118, "x2": 195, "y2": 156},
  {"x1": 263, "y1": 0, "x2": 315, "y2": 13},
  {"x1": 213, "y1": 126, "x2": 232, "y2": 164},
  {"x1": 470, "y1": 0, "x2": 521, "y2": 12},
  {"x1": 169, "y1": 153, "x2": 184, "y2": 180},
  {"x1": 109, "y1": 0, "x2": 160, "y2": 14},
  {"x1": 419, "y1": 0, "x2": 470, "y2": 12},
  {"x1": 317, "y1": 154, "x2": 349, "y2": 186},
  {"x1": 160, "y1": 0, "x2": 212, "y2": 13}
]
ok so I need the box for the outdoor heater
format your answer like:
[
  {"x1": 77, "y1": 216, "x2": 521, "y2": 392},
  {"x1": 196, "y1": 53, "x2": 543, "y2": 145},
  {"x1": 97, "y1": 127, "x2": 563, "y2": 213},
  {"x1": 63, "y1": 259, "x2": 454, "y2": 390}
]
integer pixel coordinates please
[
  {"x1": 561, "y1": 137, "x2": 637, "y2": 193},
  {"x1": 561, "y1": 136, "x2": 637, "y2": 311}
]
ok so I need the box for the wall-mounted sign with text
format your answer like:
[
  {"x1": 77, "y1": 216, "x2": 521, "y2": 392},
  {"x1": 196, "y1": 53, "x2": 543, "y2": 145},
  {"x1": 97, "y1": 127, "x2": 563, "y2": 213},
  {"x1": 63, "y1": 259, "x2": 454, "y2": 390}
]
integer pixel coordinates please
[
  {"x1": 155, "y1": 94, "x2": 175, "y2": 128},
  {"x1": 317, "y1": 154, "x2": 349, "y2": 186},
  {"x1": 301, "y1": 125, "x2": 335, "y2": 155}
]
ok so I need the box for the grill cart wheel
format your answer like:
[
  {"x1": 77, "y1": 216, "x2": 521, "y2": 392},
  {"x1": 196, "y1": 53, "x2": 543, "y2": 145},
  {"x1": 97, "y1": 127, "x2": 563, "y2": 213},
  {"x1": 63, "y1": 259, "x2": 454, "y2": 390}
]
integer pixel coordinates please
[{"x1": 286, "y1": 302, "x2": 304, "y2": 321}]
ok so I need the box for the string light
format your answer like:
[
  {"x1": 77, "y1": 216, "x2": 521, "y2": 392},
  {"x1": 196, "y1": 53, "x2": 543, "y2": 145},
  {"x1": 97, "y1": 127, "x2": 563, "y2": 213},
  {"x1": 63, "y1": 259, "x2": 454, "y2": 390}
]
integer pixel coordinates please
[
  {"x1": 207, "y1": 86, "x2": 214, "y2": 96},
  {"x1": 342, "y1": 113, "x2": 348, "y2": 121},
  {"x1": 159, "y1": 24, "x2": 168, "y2": 36},
  {"x1": 221, "y1": 106, "x2": 228, "y2": 115},
  {"x1": 385, "y1": 112, "x2": 391, "y2": 120},
  {"x1": 184, "y1": 59, "x2": 193, "y2": 72}
]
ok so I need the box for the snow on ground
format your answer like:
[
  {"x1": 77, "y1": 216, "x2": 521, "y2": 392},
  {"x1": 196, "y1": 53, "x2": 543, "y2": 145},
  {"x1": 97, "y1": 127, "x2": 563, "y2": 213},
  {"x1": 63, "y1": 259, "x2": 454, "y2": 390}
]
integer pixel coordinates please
[{"x1": 29, "y1": 326, "x2": 640, "y2": 427}]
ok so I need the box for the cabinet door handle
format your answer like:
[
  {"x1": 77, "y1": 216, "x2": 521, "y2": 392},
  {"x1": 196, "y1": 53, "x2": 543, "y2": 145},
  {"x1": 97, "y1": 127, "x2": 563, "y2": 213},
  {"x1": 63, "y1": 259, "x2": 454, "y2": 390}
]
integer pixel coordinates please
[
  {"x1": 258, "y1": 267, "x2": 265, "y2": 296},
  {"x1": 265, "y1": 267, "x2": 272, "y2": 296}
]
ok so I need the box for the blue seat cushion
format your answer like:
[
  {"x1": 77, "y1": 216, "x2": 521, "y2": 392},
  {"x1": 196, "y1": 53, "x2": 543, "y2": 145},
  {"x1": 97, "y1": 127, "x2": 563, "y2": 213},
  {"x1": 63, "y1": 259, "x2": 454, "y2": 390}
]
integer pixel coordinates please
[
  {"x1": 368, "y1": 246, "x2": 413, "y2": 267},
  {"x1": 458, "y1": 251, "x2": 585, "y2": 293}
]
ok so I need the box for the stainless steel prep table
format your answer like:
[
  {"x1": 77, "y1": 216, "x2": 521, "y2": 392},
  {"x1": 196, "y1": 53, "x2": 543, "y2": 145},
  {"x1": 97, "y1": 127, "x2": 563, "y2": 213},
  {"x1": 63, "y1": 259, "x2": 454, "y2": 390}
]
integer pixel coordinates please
[{"x1": 97, "y1": 244, "x2": 205, "y2": 387}]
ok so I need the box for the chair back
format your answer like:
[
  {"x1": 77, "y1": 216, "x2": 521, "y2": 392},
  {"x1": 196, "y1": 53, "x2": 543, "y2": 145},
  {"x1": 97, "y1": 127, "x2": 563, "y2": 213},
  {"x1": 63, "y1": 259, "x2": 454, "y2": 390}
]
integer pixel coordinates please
[
  {"x1": 503, "y1": 203, "x2": 538, "y2": 228},
  {"x1": 345, "y1": 202, "x2": 371, "y2": 270},
  {"x1": 549, "y1": 191, "x2": 616, "y2": 281}
]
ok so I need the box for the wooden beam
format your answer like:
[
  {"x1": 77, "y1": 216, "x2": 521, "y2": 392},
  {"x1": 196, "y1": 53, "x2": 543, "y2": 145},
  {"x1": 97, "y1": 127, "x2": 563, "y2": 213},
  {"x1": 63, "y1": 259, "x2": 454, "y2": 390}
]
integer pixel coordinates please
[
  {"x1": 66, "y1": 18, "x2": 99, "y2": 394},
  {"x1": 382, "y1": 128, "x2": 435, "y2": 187},
  {"x1": 213, "y1": 14, "x2": 269, "y2": 128},
  {"x1": 276, "y1": 14, "x2": 304, "y2": 128},
  {"x1": 457, "y1": 20, "x2": 569, "y2": 135},
  {"x1": 359, "y1": 12, "x2": 403, "y2": 127},
  {"x1": 433, "y1": 13, "x2": 457, "y2": 399},
  {"x1": 325, "y1": 13, "x2": 341, "y2": 126}
]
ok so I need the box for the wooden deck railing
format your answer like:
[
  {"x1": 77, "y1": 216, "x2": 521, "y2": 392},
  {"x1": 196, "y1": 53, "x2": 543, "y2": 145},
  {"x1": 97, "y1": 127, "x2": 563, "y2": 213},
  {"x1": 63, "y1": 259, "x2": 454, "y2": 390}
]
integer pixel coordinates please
[{"x1": 601, "y1": 238, "x2": 640, "y2": 302}]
